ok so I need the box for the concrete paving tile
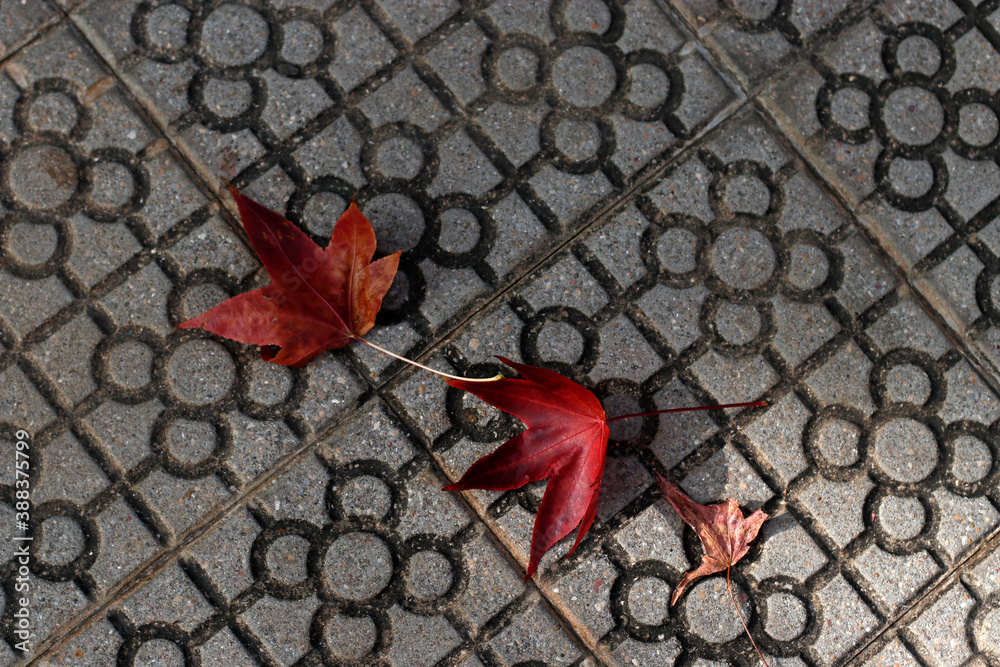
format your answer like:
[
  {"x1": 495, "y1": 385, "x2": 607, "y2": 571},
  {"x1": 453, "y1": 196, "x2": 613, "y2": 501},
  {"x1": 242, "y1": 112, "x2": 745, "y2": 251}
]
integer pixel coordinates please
[
  {"x1": 50, "y1": 400, "x2": 585, "y2": 666},
  {"x1": 0, "y1": 24, "x2": 368, "y2": 659},
  {"x1": 762, "y1": 0, "x2": 1000, "y2": 379},
  {"x1": 0, "y1": 1, "x2": 61, "y2": 62},
  {"x1": 73, "y1": 0, "x2": 738, "y2": 382},
  {"x1": 383, "y1": 110, "x2": 1000, "y2": 665}
]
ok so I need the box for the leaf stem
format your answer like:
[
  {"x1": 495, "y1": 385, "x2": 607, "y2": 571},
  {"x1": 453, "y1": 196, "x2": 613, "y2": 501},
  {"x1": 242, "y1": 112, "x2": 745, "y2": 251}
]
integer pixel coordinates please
[
  {"x1": 727, "y1": 567, "x2": 770, "y2": 667},
  {"x1": 605, "y1": 401, "x2": 766, "y2": 422},
  {"x1": 351, "y1": 336, "x2": 502, "y2": 383}
]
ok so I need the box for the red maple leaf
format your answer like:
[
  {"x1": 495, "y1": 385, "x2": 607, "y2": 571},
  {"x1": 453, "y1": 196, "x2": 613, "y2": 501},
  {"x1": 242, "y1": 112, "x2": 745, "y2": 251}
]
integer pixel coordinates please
[
  {"x1": 444, "y1": 357, "x2": 609, "y2": 578},
  {"x1": 178, "y1": 186, "x2": 400, "y2": 367},
  {"x1": 655, "y1": 473, "x2": 767, "y2": 605}
]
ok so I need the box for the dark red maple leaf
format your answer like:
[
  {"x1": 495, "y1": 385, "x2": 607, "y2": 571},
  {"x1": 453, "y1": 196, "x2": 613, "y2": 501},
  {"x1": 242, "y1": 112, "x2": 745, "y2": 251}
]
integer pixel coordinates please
[
  {"x1": 444, "y1": 357, "x2": 609, "y2": 578},
  {"x1": 446, "y1": 359, "x2": 765, "y2": 578},
  {"x1": 655, "y1": 473, "x2": 767, "y2": 605},
  {"x1": 178, "y1": 185, "x2": 400, "y2": 367}
]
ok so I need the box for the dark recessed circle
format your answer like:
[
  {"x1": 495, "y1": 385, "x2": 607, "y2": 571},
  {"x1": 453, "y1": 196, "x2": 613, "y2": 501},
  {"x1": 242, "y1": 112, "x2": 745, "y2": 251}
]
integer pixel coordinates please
[
  {"x1": 87, "y1": 160, "x2": 136, "y2": 209},
  {"x1": 363, "y1": 194, "x2": 425, "y2": 253},
  {"x1": 882, "y1": 87, "x2": 945, "y2": 146},
  {"x1": 536, "y1": 320, "x2": 586, "y2": 365},
  {"x1": 324, "y1": 532, "x2": 394, "y2": 601},
  {"x1": 829, "y1": 87, "x2": 870, "y2": 132},
  {"x1": 722, "y1": 173, "x2": 771, "y2": 216},
  {"x1": 495, "y1": 46, "x2": 541, "y2": 92},
  {"x1": 164, "y1": 418, "x2": 217, "y2": 465},
  {"x1": 280, "y1": 19, "x2": 324, "y2": 66},
  {"x1": 340, "y1": 475, "x2": 393, "y2": 520},
  {"x1": 406, "y1": 549, "x2": 454, "y2": 600},
  {"x1": 813, "y1": 417, "x2": 861, "y2": 467},
  {"x1": 950, "y1": 434, "x2": 993, "y2": 483},
  {"x1": 145, "y1": 3, "x2": 191, "y2": 52},
  {"x1": 200, "y1": 4, "x2": 270, "y2": 66},
  {"x1": 376, "y1": 136, "x2": 425, "y2": 181},
  {"x1": 627, "y1": 63, "x2": 670, "y2": 109},
  {"x1": 553, "y1": 117, "x2": 602, "y2": 163},
  {"x1": 5, "y1": 217, "x2": 59, "y2": 266},
  {"x1": 36, "y1": 514, "x2": 86, "y2": 567},
  {"x1": 26, "y1": 92, "x2": 79, "y2": 135},
  {"x1": 437, "y1": 208, "x2": 481, "y2": 254},
  {"x1": 242, "y1": 358, "x2": 294, "y2": 408},
  {"x1": 786, "y1": 242, "x2": 830, "y2": 291},
  {"x1": 872, "y1": 417, "x2": 938, "y2": 483},
  {"x1": 887, "y1": 156, "x2": 935, "y2": 199},
  {"x1": 301, "y1": 191, "x2": 348, "y2": 239},
  {"x1": 133, "y1": 639, "x2": 186, "y2": 667},
  {"x1": 6, "y1": 144, "x2": 79, "y2": 210},
  {"x1": 322, "y1": 612, "x2": 378, "y2": 660},
  {"x1": 958, "y1": 102, "x2": 999, "y2": 147},
  {"x1": 713, "y1": 300, "x2": 762, "y2": 346},
  {"x1": 552, "y1": 46, "x2": 617, "y2": 108},
  {"x1": 200, "y1": 77, "x2": 254, "y2": 118},
  {"x1": 109, "y1": 338, "x2": 156, "y2": 391},
  {"x1": 167, "y1": 339, "x2": 237, "y2": 405},
  {"x1": 876, "y1": 494, "x2": 926, "y2": 540},
  {"x1": 763, "y1": 592, "x2": 808, "y2": 642},
  {"x1": 896, "y1": 35, "x2": 941, "y2": 76},
  {"x1": 627, "y1": 576, "x2": 671, "y2": 625},
  {"x1": 710, "y1": 226, "x2": 776, "y2": 290},
  {"x1": 882, "y1": 363, "x2": 932, "y2": 405},
  {"x1": 656, "y1": 226, "x2": 699, "y2": 274},
  {"x1": 265, "y1": 534, "x2": 312, "y2": 585}
]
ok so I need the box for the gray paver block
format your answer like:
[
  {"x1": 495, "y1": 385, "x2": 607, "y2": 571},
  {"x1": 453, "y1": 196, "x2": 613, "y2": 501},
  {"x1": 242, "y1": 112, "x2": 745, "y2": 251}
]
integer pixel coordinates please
[
  {"x1": 387, "y1": 110, "x2": 1000, "y2": 665},
  {"x1": 0, "y1": 24, "x2": 366, "y2": 659},
  {"x1": 74, "y1": 0, "x2": 738, "y2": 381},
  {"x1": 762, "y1": 0, "x2": 1000, "y2": 379},
  {"x1": 51, "y1": 400, "x2": 584, "y2": 666}
]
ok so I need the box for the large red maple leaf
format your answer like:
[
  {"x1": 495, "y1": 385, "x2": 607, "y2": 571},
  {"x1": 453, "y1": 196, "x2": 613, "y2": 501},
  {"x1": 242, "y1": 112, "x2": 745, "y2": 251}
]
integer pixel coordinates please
[
  {"x1": 178, "y1": 186, "x2": 400, "y2": 367},
  {"x1": 445, "y1": 357, "x2": 609, "y2": 578}
]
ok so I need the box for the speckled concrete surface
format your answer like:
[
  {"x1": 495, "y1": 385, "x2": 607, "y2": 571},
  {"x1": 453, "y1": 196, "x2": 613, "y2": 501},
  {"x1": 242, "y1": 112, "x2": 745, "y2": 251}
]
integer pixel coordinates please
[{"x1": 1, "y1": 0, "x2": 999, "y2": 666}]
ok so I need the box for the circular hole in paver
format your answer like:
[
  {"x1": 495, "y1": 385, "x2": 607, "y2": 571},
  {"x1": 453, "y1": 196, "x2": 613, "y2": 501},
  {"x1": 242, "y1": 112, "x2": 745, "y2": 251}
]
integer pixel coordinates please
[
  {"x1": 323, "y1": 612, "x2": 378, "y2": 659},
  {"x1": 627, "y1": 63, "x2": 670, "y2": 109},
  {"x1": 873, "y1": 417, "x2": 939, "y2": 483},
  {"x1": 554, "y1": 117, "x2": 601, "y2": 162},
  {"x1": 6, "y1": 218, "x2": 59, "y2": 266},
  {"x1": 685, "y1": 577, "x2": 750, "y2": 643},
  {"x1": 723, "y1": 174, "x2": 771, "y2": 216},
  {"x1": 165, "y1": 418, "x2": 217, "y2": 465},
  {"x1": 656, "y1": 226, "x2": 699, "y2": 274},
  {"x1": 7, "y1": 144, "x2": 78, "y2": 210},
  {"x1": 763, "y1": 592, "x2": 808, "y2": 642},
  {"x1": 536, "y1": 320, "x2": 586, "y2": 365},
  {"x1": 133, "y1": 639, "x2": 186, "y2": 666},
  {"x1": 37, "y1": 515, "x2": 86, "y2": 567},
  {"x1": 88, "y1": 160, "x2": 136, "y2": 209},
  {"x1": 376, "y1": 136, "x2": 425, "y2": 181},
  {"x1": 302, "y1": 191, "x2": 347, "y2": 239},
  {"x1": 200, "y1": 4, "x2": 269, "y2": 66},
  {"x1": 882, "y1": 87, "x2": 945, "y2": 146},
  {"x1": 552, "y1": 46, "x2": 617, "y2": 108},
  {"x1": 951, "y1": 435, "x2": 993, "y2": 483},
  {"x1": 340, "y1": 475, "x2": 393, "y2": 520},
  {"x1": 713, "y1": 300, "x2": 761, "y2": 346},
  {"x1": 627, "y1": 576, "x2": 671, "y2": 625},
  {"x1": 437, "y1": 208, "x2": 480, "y2": 254},
  {"x1": 495, "y1": 47, "x2": 540, "y2": 92},
  {"x1": 280, "y1": 19, "x2": 324, "y2": 66},
  {"x1": 959, "y1": 103, "x2": 999, "y2": 147},
  {"x1": 813, "y1": 417, "x2": 861, "y2": 467},
  {"x1": 896, "y1": 35, "x2": 941, "y2": 76},
  {"x1": 245, "y1": 360, "x2": 294, "y2": 407},
  {"x1": 266, "y1": 534, "x2": 311, "y2": 585},
  {"x1": 406, "y1": 549, "x2": 453, "y2": 599},
  {"x1": 829, "y1": 87, "x2": 870, "y2": 132},
  {"x1": 108, "y1": 337, "x2": 155, "y2": 390},
  {"x1": 876, "y1": 494, "x2": 925, "y2": 540},
  {"x1": 201, "y1": 77, "x2": 254, "y2": 119},
  {"x1": 27, "y1": 92, "x2": 79, "y2": 134},
  {"x1": 711, "y1": 226, "x2": 775, "y2": 290},
  {"x1": 882, "y1": 363, "x2": 932, "y2": 405},
  {"x1": 887, "y1": 156, "x2": 935, "y2": 198},
  {"x1": 363, "y1": 194, "x2": 425, "y2": 253},
  {"x1": 786, "y1": 242, "x2": 829, "y2": 291},
  {"x1": 324, "y1": 532, "x2": 394, "y2": 601},
  {"x1": 168, "y1": 339, "x2": 237, "y2": 405},
  {"x1": 145, "y1": 4, "x2": 191, "y2": 51}
]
